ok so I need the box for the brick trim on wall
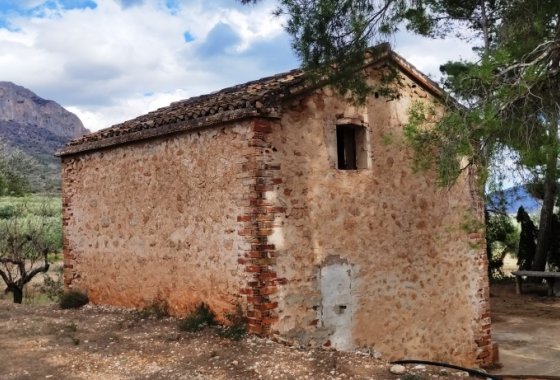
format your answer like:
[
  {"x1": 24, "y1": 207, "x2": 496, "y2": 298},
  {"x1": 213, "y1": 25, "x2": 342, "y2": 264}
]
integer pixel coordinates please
[
  {"x1": 468, "y1": 165, "x2": 495, "y2": 368},
  {"x1": 61, "y1": 157, "x2": 79, "y2": 289},
  {"x1": 237, "y1": 118, "x2": 287, "y2": 335}
]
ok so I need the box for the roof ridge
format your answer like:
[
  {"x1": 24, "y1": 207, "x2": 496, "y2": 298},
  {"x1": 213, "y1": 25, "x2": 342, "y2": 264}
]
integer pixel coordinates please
[{"x1": 57, "y1": 44, "x2": 444, "y2": 157}]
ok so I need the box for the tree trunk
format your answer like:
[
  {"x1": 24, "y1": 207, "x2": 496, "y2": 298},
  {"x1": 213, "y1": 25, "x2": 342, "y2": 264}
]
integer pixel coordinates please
[
  {"x1": 533, "y1": 123, "x2": 559, "y2": 271},
  {"x1": 480, "y1": 0, "x2": 491, "y2": 52},
  {"x1": 11, "y1": 287, "x2": 23, "y2": 304}
]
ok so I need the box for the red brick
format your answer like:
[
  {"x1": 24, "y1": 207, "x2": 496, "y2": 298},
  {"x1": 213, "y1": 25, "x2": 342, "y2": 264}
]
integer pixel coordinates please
[
  {"x1": 258, "y1": 272, "x2": 277, "y2": 281},
  {"x1": 248, "y1": 324, "x2": 263, "y2": 334},
  {"x1": 247, "y1": 296, "x2": 263, "y2": 304},
  {"x1": 260, "y1": 286, "x2": 277, "y2": 295},
  {"x1": 477, "y1": 350, "x2": 489, "y2": 359},
  {"x1": 245, "y1": 265, "x2": 261, "y2": 273},
  {"x1": 254, "y1": 185, "x2": 273, "y2": 192},
  {"x1": 256, "y1": 229, "x2": 273, "y2": 237},
  {"x1": 246, "y1": 251, "x2": 264, "y2": 258},
  {"x1": 252, "y1": 244, "x2": 275, "y2": 251},
  {"x1": 256, "y1": 302, "x2": 278, "y2": 311},
  {"x1": 256, "y1": 214, "x2": 275, "y2": 222},
  {"x1": 261, "y1": 317, "x2": 279, "y2": 325},
  {"x1": 253, "y1": 122, "x2": 272, "y2": 134},
  {"x1": 266, "y1": 206, "x2": 286, "y2": 213},
  {"x1": 237, "y1": 215, "x2": 252, "y2": 222},
  {"x1": 255, "y1": 258, "x2": 274, "y2": 266},
  {"x1": 250, "y1": 199, "x2": 273, "y2": 207},
  {"x1": 237, "y1": 228, "x2": 253, "y2": 236}
]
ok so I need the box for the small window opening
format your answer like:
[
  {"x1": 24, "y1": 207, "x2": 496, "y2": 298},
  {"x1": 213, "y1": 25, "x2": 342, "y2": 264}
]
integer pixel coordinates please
[{"x1": 337, "y1": 125, "x2": 357, "y2": 170}]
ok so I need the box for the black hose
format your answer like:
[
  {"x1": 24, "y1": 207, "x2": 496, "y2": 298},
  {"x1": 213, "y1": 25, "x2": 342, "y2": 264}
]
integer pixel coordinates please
[{"x1": 390, "y1": 359, "x2": 501, "y2": 380}]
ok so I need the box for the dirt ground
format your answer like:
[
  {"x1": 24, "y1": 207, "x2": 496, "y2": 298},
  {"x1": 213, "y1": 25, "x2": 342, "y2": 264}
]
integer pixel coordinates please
[
  {"x1": 490, "y1": 281, "x2": 560, "y2": 376},
  {"x1": 1, "y1": 278, "x2": 559, "y2": 379},
  {"x1": 0, "y1": 299, "x2": 477, "y2": 380}
]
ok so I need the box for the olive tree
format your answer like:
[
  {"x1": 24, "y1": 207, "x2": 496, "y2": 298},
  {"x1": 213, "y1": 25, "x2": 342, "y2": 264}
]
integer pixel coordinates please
[{"x1": 0, "y1": 202, "x2": 61, "y2": 303}]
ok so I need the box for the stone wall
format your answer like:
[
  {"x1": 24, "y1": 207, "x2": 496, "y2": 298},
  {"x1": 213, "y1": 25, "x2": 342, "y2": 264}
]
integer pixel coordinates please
[
  {"x1": 61, "y1": 64, "x2": 492, "y2": 367},
  {"x1": 62, "y1": 123, "x2": 252, "y2": 316},
  {"x1": 264, "y1": 69, "x2": 492, "y2": 366}
]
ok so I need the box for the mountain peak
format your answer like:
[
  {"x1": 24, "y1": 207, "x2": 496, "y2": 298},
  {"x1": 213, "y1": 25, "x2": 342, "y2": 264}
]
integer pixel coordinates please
[
  {"x1": 0, "y1": 82, "x2": 90, "y2": 139},
  {"x1": 0, "y1": 81, "x2": 90, "y2": 192}
]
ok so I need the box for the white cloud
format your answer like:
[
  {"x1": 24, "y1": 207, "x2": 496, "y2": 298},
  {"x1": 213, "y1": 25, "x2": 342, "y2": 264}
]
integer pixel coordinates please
[
  {"x1": 0, "y1": 0, "x2": 476, "y2": 132},
  {"x1": 393, "y1": 32, "x2": 478, "y2": 81},
  {"x1": 0, "y1": 0, "x2": 294, "y2": 131},
  {"x1": 66, "y1": 88, "x2": 190, "y2": 132}
]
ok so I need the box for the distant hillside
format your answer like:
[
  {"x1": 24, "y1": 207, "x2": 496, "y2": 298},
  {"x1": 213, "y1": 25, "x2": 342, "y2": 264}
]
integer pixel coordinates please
[
  {"x1": 488, "y1": 185, "x2": 541, "y2": 214},
  {"x1": 0, "y1": 82, "x2": 89, "y2": 193}
]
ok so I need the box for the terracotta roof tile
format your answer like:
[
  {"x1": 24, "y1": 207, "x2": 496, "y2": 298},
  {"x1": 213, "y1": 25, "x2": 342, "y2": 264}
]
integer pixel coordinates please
[
  {"x1": 57, "y1": 44, "x2": 444, "y2": 157},
  {"x1": 58, "y1": 69, "x2": 306, "y2": 156}
]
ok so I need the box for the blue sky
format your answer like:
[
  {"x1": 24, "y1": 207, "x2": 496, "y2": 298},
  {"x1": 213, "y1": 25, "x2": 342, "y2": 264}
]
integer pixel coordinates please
[{"x1": 0, "y1": 0, "x2": 476, "y2": 131}]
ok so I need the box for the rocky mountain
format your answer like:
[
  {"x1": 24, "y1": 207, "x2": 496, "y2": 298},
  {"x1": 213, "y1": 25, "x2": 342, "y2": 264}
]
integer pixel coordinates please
[
  {"x1": 0, "y1": 82, "x2": 90, "y2": 193},
  {"x1": 488, "y1": 185, "x2": 541, "y2": 214}
]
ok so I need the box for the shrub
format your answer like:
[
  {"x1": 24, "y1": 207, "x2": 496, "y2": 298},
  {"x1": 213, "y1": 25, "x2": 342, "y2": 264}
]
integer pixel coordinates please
[
  {"x1": 0, "y1": 204, "x2": 16, "y2": 219},
  {"x1": 41, "y1": 267, "x2": 64, "y2": 301},
  {"x1": 178, "y1": 303, "x2": 216, "y2": 332},
  {"x1": 218, "y1": 304, "x2": 247, "y2": 341},
  {"x1": 59, "y1": 290, "x2": 89, "y2": 309},
  {"x1": 137, "y1": 298, "x2": 170, "y2": 319}
]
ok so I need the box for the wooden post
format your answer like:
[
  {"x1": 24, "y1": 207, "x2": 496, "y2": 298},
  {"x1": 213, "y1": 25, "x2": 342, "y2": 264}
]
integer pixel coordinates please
[{"x1": 515, "y1": 275, "x2": 523, "y2": 295}]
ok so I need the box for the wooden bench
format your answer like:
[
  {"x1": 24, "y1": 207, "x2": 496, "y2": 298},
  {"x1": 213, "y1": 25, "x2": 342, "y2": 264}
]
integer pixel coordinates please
[{"x1": 512, "y1": 270, "x2": 560, "y2": 296}]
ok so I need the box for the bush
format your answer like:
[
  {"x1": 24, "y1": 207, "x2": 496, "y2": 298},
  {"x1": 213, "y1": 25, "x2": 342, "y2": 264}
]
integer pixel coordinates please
[
  {"x1": 137, "y1": 298, "x2": 170, "y2": 319},
  {"x1": 178, "y1": 303, "x2": 216, "y2": 332},
  {"x1": 0, "y1": 204, "x2": 16, "y2": 219},
  {"x1": 41, "y1": 267, "x2": 64, "y2": 301},
  {"x1": 218, "y1": 304, "x2": 247, "y2": 341},
  {"x1": 59, "y1": 290, "x2": 89, "y2": 309}
]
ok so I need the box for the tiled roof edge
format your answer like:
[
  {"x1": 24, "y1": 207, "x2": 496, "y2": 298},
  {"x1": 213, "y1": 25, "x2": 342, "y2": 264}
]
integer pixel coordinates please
[
  {"x1": 57, "y1": 45, "x2": 448, "y2": 157},
  {"x1": 57, "y1": 108, "x2": 280, "y2": 157}
]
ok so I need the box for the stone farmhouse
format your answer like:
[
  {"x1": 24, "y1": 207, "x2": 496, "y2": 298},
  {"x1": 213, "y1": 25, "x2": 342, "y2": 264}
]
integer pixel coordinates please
[{"x1": 57, "y1": 45, "x2": 493, "y2": 367}]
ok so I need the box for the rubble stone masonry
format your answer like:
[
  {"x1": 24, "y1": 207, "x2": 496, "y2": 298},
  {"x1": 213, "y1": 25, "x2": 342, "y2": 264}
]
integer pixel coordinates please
[
  {"x1": 62, "y1": 123, "x2": 253, "y2": 316},
  {"x1": 265, "y1": 71, "x2": 492, "y2": 367},
  {"x1": 61, "y1": 65, "x2": 493, "y2": 367}
]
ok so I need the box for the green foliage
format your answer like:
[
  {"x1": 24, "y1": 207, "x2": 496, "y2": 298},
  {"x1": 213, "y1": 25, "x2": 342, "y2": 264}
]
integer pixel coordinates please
[
  {"x1": 41, "y1": 266, "x2": 64, "y2": 302},
  {"x1": 0, "y1": 197, "x2": 63, "y2": 252},
  {"x1": 0, "y1": 203, "x2": 16, "y2": 219},
  {"x1": 61, "y1": 320, "x2": 80, "y2": 345},
  {"x1": 178, "y1": 303, "x2": 217, "y2": 332},
  {"x1": 381, "y1": 132, "x2": 394, "y2": 146},
  {"x1": 138, "y1": 298, "x2": 170, "y2": 319},
  {"x1": 0, "y1": 141, "x2": 38, "y2": 196},
  {"x1": 486, "y1": 209, "x2": 519, "y2": 279},
  {"x1": 59, "y1": 290, "x2": 89, "y2": 309},
  {"x1": 242, "y1": 0, "x2": 560, "y2": 275},
  {"x1": 516, "y1": 206, "x2": 537, "y2": 271},
  {"x1": 0, "y1": 196, "x2": 62, "y2": 303},
  {"x1": 241, "y1": 0, "x2": 510, "y2": 101},
  {"x1": 547, "y1": 215, "x2": 560, "y2": 271},
  {"x1": 404, "y1": 101, "x2": 478, "y2": 186},
  {"x1": 218, "y1": 304, "x2": 247, "y2": 341}
]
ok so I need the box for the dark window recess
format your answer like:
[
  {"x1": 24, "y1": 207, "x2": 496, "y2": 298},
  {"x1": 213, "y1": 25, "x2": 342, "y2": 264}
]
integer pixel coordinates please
[{"x1": 337, "y1": 125, "x2": 357, "y2": 170}]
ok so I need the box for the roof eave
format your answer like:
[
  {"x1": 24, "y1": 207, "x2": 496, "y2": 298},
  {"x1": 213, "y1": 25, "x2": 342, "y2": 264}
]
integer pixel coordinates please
[
  {"x1": 57, "y1": 46, "x2": 450, "y2": 158},
  {"x1": 56, "y1": 108, "x2": 281, "y2": 157}
]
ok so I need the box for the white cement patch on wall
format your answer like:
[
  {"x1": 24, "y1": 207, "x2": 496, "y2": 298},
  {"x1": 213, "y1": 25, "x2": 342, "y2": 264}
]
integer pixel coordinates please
[{"x1": 320, "y1": 262, "x2": 354, "y2": 350}]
